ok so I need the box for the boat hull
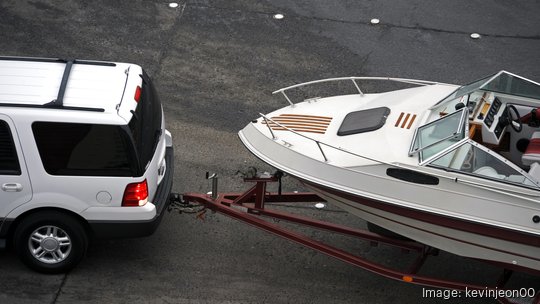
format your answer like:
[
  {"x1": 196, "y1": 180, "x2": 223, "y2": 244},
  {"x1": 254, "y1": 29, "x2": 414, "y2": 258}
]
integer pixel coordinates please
[
  {"x1": 239, "y1": 122, "x2": 540, "y2": 272},
  {"x1": 303, "y1": 180, "x2": 540, "y2": 272}
]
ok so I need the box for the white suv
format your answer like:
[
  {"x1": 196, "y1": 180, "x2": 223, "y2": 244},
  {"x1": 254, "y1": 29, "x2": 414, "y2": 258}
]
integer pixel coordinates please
[{"x1": 0, "y1": 57, "x2": 174, "y2": 273}]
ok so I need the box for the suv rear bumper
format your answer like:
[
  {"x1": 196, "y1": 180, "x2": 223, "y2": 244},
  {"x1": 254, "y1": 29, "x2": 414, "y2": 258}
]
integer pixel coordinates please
[{"x1": 88, "y1": 146, "x2": 174, "y2": 239}]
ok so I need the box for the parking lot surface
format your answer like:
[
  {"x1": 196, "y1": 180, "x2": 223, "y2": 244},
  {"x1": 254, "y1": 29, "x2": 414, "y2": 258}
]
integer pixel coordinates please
[{"x1": 1, "y1": 1, "x2": 539, "y2": 303}]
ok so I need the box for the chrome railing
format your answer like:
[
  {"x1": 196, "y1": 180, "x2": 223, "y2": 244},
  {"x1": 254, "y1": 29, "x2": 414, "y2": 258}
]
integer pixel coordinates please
[
  {"x1": 272, "y1": 76, "x2": 440, "y2": 106},
  {"x1": 259, "y1": 113, "x2": 540, "y2": 194},
  {"x1": 261, "y1": 75, "x2": 540, "y2": 194}
]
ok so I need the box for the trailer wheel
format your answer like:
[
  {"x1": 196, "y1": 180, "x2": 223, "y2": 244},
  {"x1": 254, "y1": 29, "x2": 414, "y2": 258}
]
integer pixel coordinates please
[
  {"x1": 367, "y1": 222, "x2": 410, "y2": 241},
  {"x1": 14, "y1": 211, "x2": 88, "y2": 274}
]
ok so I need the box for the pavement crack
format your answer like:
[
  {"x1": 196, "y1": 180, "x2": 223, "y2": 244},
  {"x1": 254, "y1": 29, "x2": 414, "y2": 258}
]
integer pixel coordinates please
[
  {"x1": 380, "y1": 23, "x2": 540, "y2": 40},
  {"x1": 183, "y1": 3, "x2": 277, "y2": 18},
  {"x1": 358, "y1": 51, "x2": 372, "y2": 70},
  {"x1": 156, "y1": 0, "x2": 188, "y2": 70},
  {"x1": 186, "y1": 3, "x2": 540, "y2": 41},
  {"x1": 50, "y1": 273, "x2": 68, "y2": 304}
]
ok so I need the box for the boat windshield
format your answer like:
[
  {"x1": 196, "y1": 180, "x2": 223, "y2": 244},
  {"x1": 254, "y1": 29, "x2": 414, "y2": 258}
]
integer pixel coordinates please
[
  {"x1": 431, "y1": 71, "x2": 540, "y2": 109},
  {"x1": 432, "y1": 74, "x2": 494, "y2": 108},
  {"x1": 428, "y1": 141, "x2": 539, "y2": 188},
  {"x1": 409, "y1": 108, "x2": 468, "y2": 162}
]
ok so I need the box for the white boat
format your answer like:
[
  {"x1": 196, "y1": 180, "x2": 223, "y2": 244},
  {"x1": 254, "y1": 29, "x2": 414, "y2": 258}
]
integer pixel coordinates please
[{"x1": 238, "y1": 72, "x2": 540, "y2": 272}]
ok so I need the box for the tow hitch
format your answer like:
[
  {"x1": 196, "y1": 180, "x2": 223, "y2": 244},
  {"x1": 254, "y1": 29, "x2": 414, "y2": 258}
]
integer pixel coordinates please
[
  {"x1": 168, "y1": 193, "x2": 205, "y2": 215},
  {"x1": 168, "y1": 171, "x2": 220, "y2": 215}
]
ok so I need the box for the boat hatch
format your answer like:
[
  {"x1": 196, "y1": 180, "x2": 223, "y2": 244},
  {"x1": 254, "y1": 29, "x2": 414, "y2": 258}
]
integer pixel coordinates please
[
  {"x1": 337, "y1": 107, "x2": 390, "y2": 136},
  {"x1": 409, "y1": 108, "x2": 468, "y2": 161}
]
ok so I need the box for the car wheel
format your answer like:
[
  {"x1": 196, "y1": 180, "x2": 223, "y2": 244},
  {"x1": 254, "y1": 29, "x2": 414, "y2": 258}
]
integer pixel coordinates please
[{"x1": 14, "y1": 211, "x2": 88, "y2": 274}]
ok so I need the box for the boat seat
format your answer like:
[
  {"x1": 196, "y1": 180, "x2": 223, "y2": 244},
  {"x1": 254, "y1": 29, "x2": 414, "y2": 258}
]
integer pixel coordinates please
[
  {"x1": 473, "y1": 166, "x2": 505, "y2": 179},
  {"x1": 475, "y1": 163, "x2": 540, "y2": 185},
  {"x1": 508, "y1": 162, "x2": 540, "y2": 186},
  {"x1": 522, "y1": 131, "x2": 540, "y2": 166},
  {"x1": 528, "y1": 162, "x2": 540, "y2": 182}
]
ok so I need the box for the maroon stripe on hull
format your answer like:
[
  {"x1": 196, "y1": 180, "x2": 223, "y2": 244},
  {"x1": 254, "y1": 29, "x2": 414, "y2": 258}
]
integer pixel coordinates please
[
  {"x1": 303, "y1": 181, "x2": 540, "y2": 249},
  {"x1": 317, "y1": 186, "x2": 540, "y2": 264}
]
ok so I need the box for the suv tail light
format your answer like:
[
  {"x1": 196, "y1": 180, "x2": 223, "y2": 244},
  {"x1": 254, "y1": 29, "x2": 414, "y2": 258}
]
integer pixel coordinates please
[
  {"x1": 134, "y1": 85, "x2": 142, "y2": 102},
  {"x1": 122, "y1": 179, "x2": 148, "y2": 206}
]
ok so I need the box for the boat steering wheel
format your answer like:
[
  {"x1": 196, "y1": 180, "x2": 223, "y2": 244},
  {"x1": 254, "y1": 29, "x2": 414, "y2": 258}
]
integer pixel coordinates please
[{"x1": 506, "y1": 104, "x2": 523, "y2": 132}]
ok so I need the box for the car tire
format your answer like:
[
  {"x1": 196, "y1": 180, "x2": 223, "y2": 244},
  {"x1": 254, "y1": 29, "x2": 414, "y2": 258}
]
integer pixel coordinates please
[{"x1": 14, "y1": 211, "x2": 88, "y2": 274}]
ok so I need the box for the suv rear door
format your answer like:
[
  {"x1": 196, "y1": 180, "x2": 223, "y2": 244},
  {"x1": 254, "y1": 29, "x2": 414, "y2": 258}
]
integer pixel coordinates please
[{"x1": 0, "y1": 115, "x2": 32, "y2": 221}]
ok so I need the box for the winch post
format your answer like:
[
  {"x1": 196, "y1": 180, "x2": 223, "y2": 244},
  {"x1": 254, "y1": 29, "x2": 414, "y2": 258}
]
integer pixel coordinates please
[
  {"x1": 206, "y1": 172, "x2": 218, "y2": 200},
  {"x1": 254, "y1": 179, "x2": 267, "y2": 209}
]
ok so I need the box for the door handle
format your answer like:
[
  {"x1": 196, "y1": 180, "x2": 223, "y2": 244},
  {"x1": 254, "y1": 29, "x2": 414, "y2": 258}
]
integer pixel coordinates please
[{"x1": 2, "y1": 183, "x2": 23, "y2": 192}]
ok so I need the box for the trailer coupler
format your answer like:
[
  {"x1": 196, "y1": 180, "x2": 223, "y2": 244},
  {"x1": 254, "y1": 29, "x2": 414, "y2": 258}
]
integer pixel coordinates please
[{"x1": 168, "y1": 193, "x2": 206, "y2": 215}]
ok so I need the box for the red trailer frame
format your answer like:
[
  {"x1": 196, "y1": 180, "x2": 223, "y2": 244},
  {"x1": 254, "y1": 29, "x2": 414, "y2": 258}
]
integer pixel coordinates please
[{"x1": 176, "y1": 176, "x2": 540, "y2": 304}]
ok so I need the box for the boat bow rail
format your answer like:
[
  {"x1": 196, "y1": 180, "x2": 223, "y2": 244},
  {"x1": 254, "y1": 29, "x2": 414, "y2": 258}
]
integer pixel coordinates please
[
  {"x1": 257, "y1": 112, "x2": 463, "y2": 181},
  {"x1": 255, "y1": 114, "x2": 540, "y2": 202},
  {"x1": 272, "y1": 76, "x2": 443, "y2": 106}
]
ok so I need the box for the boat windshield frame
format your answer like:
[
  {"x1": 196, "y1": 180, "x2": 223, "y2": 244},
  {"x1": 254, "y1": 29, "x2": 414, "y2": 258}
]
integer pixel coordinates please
[
  {"x1": 429, "y1": 73, "x2": 497, "y2": 110},
  {"x1": 430, "y1": 71, "x2": 540, "y2": 110},
  {"x1": 409, "y1": 108, "x2": 468, "y2": 162},
  {"x1": 425, "y1": 139, "x2": 540, "y2": 190}
]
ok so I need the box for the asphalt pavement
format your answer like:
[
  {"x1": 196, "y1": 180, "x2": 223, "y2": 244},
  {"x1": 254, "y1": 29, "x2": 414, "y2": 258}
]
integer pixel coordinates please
[{"x1": 1, "y1": 1, "x2": 539, "y2": 303}]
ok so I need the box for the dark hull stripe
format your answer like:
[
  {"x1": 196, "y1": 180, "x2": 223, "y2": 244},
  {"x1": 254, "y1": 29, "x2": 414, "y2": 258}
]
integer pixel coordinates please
[
  {"x1": 310, "y1": 185, "x2": 540, "y2": 263},
  {"x1": 303, "y1": 180, "x2": 540, "y2": 248}
]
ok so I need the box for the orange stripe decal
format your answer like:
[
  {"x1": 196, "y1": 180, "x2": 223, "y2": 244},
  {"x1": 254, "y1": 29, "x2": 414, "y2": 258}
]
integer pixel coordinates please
[
  {"x1": 401, "y1": 113, "x2": 411, "y2": 128},
  {"x1": 395, "y1": 112, "x2": 417, "y2": 129},
  {"x1": 265, "y1": 124, "x2": 328, "y2": 131},
  {"x1": 263, "y1": 118, "x2": 330, "y2": 123},
  {"x1": 395, "y1": 112, "x2": 404, "y2": 127},
  {"x1": 263, "y1": 113, "x2": 333, "y2": 134},
  {"x1": 279, "y1": 114, "x2": 333, "y2": 120},
  {"x1": 407, "y1": 114, "x2": 417, "y2": 129}
]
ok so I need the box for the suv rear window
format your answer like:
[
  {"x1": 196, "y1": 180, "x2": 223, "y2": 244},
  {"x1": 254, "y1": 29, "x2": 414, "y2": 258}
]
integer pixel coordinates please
[
  {"x1": 128, "y1": 71, "x2": 162, "y2": 170},
  {"x1": 32, "y1": 122, "x2": 136, "y2": 176},
  {"x1": 0, "y1": 120, "x2": 21, "y2": 175}
]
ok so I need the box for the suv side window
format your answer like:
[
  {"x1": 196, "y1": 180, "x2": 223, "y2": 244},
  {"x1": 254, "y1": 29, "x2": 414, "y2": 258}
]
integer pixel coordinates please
[
  {"x1": 0, "y1": 120, "x2": 21, "y2": 175},
  {"x1": 32, "y1": 122, "x2": 136, "y2": 176}
]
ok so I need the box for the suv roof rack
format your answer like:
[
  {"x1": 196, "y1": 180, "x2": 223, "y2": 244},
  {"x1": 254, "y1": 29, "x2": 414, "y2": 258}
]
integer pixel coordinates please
[
  {"x1": 0, "y1": 56, "x2": 116, "y2": 67},
  {"x1": 44, "y1": 59, "x2": 74, "y2": 108},
  {"x1": 0, "y1": 57, "x2": 114, "y2": 112},
  {"x1": 0, "y1": 103, "x2": 105, "y2": 112}
]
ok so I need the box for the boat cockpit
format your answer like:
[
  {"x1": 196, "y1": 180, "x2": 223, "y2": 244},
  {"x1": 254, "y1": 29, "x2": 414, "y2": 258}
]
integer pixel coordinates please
[{"x1": 410, "y1": 71, "x2": 540, "y2": 189}]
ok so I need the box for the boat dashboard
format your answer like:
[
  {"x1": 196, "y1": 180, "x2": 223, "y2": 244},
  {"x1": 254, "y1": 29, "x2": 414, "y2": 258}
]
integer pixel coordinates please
[
  {"x1": 416, "y1": 72, "x2": 540, "y2": 187},
  {"x1": 464, "y1": 91, "x2": 508, "y2": 145},
  {"x1": 438, "y1": 90, "x2": 535, "y2": 148},
  {"x1": 437, "y1": 91, "x2": 510, "y2": 146}
]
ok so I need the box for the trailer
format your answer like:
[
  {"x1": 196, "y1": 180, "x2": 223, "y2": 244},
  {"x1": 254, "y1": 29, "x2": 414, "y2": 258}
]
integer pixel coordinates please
[{"x1": 171, "y1": 173, "x2": 540, "y2": 304}]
